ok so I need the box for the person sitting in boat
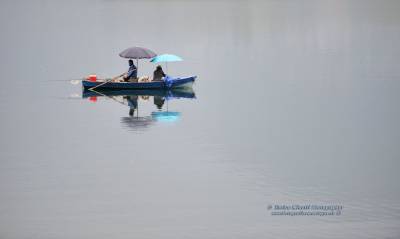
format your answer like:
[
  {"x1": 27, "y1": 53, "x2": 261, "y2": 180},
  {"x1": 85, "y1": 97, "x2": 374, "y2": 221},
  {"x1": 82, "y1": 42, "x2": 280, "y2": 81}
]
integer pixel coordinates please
[
  {"x1": 124, "y1": 59, "x2": 137, "y2": 82},
  {"x1": 152, "y1": 65, "x2": 166, "y2": 81}
]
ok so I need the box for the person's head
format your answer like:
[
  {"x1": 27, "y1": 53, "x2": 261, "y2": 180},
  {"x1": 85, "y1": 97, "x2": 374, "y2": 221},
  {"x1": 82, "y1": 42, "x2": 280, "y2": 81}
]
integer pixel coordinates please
[
  {"x1": 155, "y1": 102, "x2": 164, "y2": 110},
  {"x1": 128, "y1": 59, "x2": 133, "y2": 66},
  {"x1": 129, "y1": 108, "x2": 135, "y2": 116},
  {"x1": 154, "y1": 97, "x2": 165, "y2": 110},
  {"x1": 156, "y1": 65, "x2": 163, "y2": 71}
]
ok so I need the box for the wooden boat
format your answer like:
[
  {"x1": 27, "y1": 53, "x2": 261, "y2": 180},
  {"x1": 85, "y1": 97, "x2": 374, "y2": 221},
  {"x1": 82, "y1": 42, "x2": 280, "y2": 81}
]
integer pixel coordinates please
[{"x1": 82, "y1": 76, "x2": 196, "y2": 90}]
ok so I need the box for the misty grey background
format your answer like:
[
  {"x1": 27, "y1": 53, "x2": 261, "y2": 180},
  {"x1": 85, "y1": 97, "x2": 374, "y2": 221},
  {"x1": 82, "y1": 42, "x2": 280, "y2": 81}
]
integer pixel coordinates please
[{"x1": 0, "y1": 0, "x2": 400, "y2": 238}]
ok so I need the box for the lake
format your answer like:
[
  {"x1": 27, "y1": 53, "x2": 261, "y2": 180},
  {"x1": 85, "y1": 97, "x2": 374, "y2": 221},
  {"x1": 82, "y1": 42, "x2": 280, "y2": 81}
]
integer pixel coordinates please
[{"x1": 0, "y1": 0, "x2": 399, "y2": 238}]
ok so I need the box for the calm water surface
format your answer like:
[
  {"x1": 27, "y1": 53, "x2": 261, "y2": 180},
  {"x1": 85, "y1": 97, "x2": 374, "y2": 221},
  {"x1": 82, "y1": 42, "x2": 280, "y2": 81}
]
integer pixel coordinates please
[{"x1": 0, "y1": 0, "x2": 400, "y2": 238}]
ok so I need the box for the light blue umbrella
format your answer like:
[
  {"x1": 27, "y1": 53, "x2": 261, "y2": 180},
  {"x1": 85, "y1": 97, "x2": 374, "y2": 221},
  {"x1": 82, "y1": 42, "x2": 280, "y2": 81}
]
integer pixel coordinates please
[{"x1": 150, "y1": 54, "x2": 183, "y2": 74}]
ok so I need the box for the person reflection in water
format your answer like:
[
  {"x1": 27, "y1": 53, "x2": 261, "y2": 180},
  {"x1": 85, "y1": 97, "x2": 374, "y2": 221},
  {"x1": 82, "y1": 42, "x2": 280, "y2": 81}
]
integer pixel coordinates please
[
  {"x1": 125, "y1": 95, "x2": 138, "y2": 116},
  {"x1": 153, "y1": 96, "x2": 165, "y2": 110}
]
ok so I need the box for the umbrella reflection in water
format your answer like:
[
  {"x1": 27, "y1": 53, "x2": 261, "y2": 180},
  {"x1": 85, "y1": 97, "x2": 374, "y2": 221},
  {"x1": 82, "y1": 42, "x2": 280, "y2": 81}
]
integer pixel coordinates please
[
  {"x1": 120, "y1": 116, "x2": 154, "y2": 132},
  {"x1": 151, "y1": 111, "x2": 181, "y2": 122}
]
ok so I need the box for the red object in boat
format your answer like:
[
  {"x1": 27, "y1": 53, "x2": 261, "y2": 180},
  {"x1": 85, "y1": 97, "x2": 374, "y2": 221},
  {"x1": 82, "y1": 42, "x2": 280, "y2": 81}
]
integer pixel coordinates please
[
  {"x1": 88, "y1": 75, "x2": 97, "y2": 82},
  {"x1": 89, "y1": 96, "x2": 97, "y2": 102}
]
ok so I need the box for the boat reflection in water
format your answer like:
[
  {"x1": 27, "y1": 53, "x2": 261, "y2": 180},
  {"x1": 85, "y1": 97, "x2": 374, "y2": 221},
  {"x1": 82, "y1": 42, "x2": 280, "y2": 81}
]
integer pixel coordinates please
[{"x1": 82, "y1": 88, "x2": 195, "y2": 131}]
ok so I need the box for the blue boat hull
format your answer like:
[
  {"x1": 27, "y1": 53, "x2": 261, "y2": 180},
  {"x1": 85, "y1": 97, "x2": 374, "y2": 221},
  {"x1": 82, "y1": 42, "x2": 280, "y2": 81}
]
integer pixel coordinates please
[
  {"x1": 82, "y1": 76, "x2": 196, "y2": 90},
  {"x1": 82, "y1": 88, "x2": 196, "y2": 99}
]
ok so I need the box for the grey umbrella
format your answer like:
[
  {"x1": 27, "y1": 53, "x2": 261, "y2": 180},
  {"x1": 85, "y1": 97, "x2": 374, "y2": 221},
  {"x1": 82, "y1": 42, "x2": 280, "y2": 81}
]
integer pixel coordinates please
[
  {"x1": 119, "y1": 46, "x2": 157, "y2": 59},
  {"x1": 118, "y1": 46, "x2": 157, "y2": 78}
]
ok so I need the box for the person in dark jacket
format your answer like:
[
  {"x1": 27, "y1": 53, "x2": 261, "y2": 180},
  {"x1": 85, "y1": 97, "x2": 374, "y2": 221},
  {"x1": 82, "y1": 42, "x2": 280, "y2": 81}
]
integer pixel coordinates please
[
  {"x1": 152, "y1": 65, "x2": 166, "y2": 81},
  {"x1": 124, "y1": 59, "x2": 137, "y2": 81}
]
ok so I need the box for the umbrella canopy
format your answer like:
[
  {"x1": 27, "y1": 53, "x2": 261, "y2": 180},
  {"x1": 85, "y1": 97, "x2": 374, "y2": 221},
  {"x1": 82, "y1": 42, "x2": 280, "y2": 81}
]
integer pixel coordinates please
[
  {"x1": 150, "y1": 54, "x2": 183, "y2": 63},
  {"x1": 119, "y1": 46, "x2": 157, "y2": 59}
]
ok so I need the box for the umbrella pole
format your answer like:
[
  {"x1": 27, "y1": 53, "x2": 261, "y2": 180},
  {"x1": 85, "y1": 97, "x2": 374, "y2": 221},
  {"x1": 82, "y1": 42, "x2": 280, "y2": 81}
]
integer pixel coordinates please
[{"x1": 136, "y1": 58, "x2": 139, "y2": 77}]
